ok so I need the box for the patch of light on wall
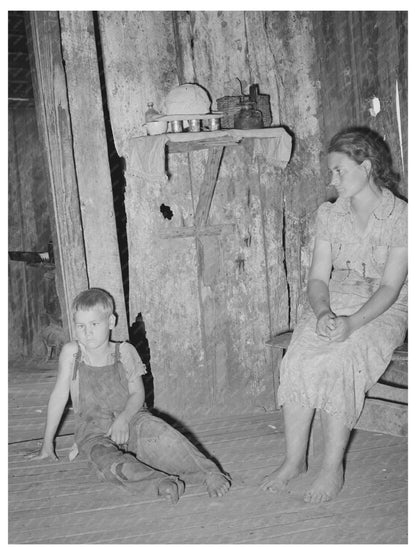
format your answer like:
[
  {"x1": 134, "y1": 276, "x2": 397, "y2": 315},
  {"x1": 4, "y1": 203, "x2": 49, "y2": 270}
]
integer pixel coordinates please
[
  {"x1": 395, "y1": 79, "x2": 405, "y2": 174},
  {"x1": 369, "y1": 96, "x2": 381, "y2": 117}
]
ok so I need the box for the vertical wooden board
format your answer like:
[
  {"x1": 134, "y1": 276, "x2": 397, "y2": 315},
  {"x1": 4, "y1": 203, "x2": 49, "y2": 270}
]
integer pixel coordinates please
[
  {"x1": 27, "y1": 12, "x2": 89, "y2": 336},
  {"x1": 8, "y1": 105, "x2": 58, "y2": 359},
  {"x1": 244, "y1": 12, "x2": 282, "y2": 125},
  {"x1": 58, "y1": 11, "x2": 127, "y2": 340},
  {"x1": 313, "y1": 12, "x2": 407, "y2": 196},
  {"x1": 256, "y1": 157, "x2": 290, "y2": 335},
  {"x1": 313, "y1": 12, "x2": 356, "y2": 143},
  {"x1": 263, "y1": 12, "x2": 325, "y2": 324},
  {"x1": 98, "y1": 11, "x2": 179, "y2": 152},
  {"x1": 367, "y1": 12, "x2": 407, "y2": 194},
  {"x1": 9, "y1": 108, "x2": 29, "y2": 358},
  {"x1": 125, "y1": 150, "x2": 212, "y2": 419},
  {"x1": 174, "y1": 12, "x2": 251, "y2": 104},
  {"x1": 395, "y1": 12, "x2": 408, "y2": 192},
  {"x1": 9, "y1": 108, "x2": 51, "y2": 251},
  {"x1": 191, "y1": 144, "x2": 279, "y2": 415}
]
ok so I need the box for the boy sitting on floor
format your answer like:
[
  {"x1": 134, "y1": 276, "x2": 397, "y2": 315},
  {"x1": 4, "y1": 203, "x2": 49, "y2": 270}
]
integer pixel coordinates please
[{"x1": 30, "y1": 287, "x2": 231, "y2": 504}]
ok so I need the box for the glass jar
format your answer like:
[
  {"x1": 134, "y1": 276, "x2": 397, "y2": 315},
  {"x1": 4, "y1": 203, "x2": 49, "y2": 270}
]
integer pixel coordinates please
[
  {"x1": 234, "y1": 100, "x2": 264, "y2": 129},
  {"x1": 145, "y1": 102, "x2": 160, "y2": 123}
]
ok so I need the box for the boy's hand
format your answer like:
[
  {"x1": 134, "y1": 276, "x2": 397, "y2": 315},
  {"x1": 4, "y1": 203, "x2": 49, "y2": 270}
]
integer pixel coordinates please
[
  {"x1": 107, "y1": 414, "x2": 130, "y2": 445},
  {"x1": 26, "y1": 442, "x2": 58, "y2": 461}
]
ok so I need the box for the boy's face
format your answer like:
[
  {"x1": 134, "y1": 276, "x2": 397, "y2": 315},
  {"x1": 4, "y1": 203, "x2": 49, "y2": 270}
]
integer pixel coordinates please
[{"x1": 74, "y1": 307, "x2": 115, "y2": 349}]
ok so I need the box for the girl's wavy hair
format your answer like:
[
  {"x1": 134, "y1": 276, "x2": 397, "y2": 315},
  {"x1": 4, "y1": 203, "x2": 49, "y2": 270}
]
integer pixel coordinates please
[
  {"x1": 328, "y1": 126, "x2": 401, "y2": 194},
  {"x1": 71, "y1": 287, "x2": 115, "y2": 318}
]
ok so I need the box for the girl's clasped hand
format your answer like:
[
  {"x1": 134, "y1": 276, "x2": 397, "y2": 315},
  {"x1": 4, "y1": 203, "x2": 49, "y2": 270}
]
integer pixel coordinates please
[{"x1": 316, "y1": 312, "x2": 353, "y2": 342}]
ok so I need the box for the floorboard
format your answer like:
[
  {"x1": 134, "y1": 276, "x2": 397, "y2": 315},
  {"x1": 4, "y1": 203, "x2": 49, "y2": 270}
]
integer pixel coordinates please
[{"x1": 8, "y1": 360, "x2": 408, "y2": 544}]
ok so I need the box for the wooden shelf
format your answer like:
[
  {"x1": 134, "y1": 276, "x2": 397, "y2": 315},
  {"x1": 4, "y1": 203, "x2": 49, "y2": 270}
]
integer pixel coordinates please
[
  {"x1": 163, "y1": 127, "x2": 292, "y2": 228},
  {"x1": 127, "y1": 128, "x2": 292, "y2": 237},
  {"x1": 166, "y1": 127, "x2": 290, "y2": 153}
]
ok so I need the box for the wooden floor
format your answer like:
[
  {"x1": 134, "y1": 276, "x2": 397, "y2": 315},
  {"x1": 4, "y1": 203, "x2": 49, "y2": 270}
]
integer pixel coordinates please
[{"x1": 9, "y1": 360, "x2": 408, "y2": 544}]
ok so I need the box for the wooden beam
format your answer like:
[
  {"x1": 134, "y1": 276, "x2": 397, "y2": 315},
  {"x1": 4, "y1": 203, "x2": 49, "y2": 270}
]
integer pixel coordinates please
[
  {"x1": 158, "y1": 223, "x2": 235, "y2": 240},
  {"x1": 167, "y1": 136, "x2": 241, "y2": 153},
  {"x1": 355, "y1": 398, "x2": 408, "y2": 437},
  {"x1": 27, "y1": 12, "x2": 89, "y2": 338},
  {"x1": 58, "y1": 11, "x2": 128, "y2": 339},
  {"x1": 366, "y1": 383, "x2": 407, "y2": 404},
  {"x1": 194, "y1": 147, "x2": 225, "y2": 227},
  {"x1": 265, "y1": 331, "x2": 293, "y2": 350}
]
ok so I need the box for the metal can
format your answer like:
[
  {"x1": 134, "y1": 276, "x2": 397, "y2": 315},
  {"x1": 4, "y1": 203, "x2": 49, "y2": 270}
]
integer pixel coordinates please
[
  {"x1": 188, "y1": 119, "x2": 201, "y2": 132},
  {"x1": 203, "y1": 117, "x2": 221, "y2": 131},
  {"x1": 171, "y1": 120, "x2": 183, "y2": 133}
]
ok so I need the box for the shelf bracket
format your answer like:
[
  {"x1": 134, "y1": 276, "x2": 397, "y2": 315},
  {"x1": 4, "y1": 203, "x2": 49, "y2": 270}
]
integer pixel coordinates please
[{"x1": 194, "y1": 146, "x2": 225, "y2": 227}]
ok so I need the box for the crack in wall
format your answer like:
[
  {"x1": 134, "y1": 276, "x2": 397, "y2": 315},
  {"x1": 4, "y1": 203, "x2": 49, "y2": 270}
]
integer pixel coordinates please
[
  {"x1": 92, "y1": 12, "x2": 129, "y2": 322},
  {"x1": 281, "y1": 197, "x2": 292, "y2": 328}
]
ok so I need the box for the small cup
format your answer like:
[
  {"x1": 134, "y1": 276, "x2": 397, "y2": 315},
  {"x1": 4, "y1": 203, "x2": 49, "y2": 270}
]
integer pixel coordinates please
[
  {"x1": 144, "y1": 121, "x2": 168, "y2": 135},
  {"x1": 203, "y1": 117, "x2": 221, "y2": 132},
  {"x1": 188, "y1": 119, "x2": 201, "y2": 132},
  {"x1": 171, "y1": 120, "x2": 183, "y2": 133}
]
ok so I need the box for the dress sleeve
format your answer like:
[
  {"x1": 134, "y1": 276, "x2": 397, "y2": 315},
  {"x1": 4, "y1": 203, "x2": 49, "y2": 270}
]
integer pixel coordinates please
[
  {"x1": 390, "y1": 202, "x2": 408, "y2": 248},
  {"x1": 119, "y1": 342, "x2": 147, "y2": 386},
  {"x1": 315, "y1": 202, "x2": 332, "y2": 241}
]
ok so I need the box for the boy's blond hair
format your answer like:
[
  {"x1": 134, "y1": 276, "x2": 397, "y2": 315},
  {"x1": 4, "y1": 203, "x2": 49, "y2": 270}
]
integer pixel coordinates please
[{"x1": 71, "y1": 288, "x2": 115, "y2": 319}]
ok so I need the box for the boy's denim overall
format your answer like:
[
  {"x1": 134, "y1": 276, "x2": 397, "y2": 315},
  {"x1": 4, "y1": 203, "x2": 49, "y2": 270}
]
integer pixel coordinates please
[{"x1": 73, "y1": 343, "x2": 224, "y2": 494}]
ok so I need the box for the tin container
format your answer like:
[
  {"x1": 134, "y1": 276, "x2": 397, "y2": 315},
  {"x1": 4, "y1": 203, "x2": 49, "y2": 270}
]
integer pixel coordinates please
[
  {"x1": 171, "y1": 120, "x2": 183, "y2": 133},
  {"x1": 203, "y1": 117, "x2": 221, "y2": 132},
  {"x1": 188, "y1": 118, "x2": 201, "y2": 132}
]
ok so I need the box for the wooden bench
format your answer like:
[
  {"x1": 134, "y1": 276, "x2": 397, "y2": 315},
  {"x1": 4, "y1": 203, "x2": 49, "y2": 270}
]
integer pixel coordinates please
[{"x1": 266, "y1": 331, "x2": 408, "y2": 437}]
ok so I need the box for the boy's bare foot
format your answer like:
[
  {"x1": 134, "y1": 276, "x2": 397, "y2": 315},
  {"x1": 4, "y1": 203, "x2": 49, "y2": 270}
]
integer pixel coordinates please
[
  {"x1": 304, "y1": 465, "x2": 344, "y2": 503},
  {"x1": 205, "y1": 473, "x2": 231, "y2": 497},
  {"x1": 158, "y1": 477, "x2": 185, "y2": 504},
  {"x1": 261, "y1": 460, "x2": 307, "y2": 493}
]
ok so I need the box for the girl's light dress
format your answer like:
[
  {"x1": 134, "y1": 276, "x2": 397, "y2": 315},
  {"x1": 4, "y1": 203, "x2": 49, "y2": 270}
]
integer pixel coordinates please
[{"x1": 277, "y1": 188, "x2": 407, "y2": 428}]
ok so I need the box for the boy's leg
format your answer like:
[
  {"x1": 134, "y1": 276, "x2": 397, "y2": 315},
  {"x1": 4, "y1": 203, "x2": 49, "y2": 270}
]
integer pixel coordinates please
[
  {"x1": 82, "y1": 435, "x2": 184, "y2": 503},
  {"x1": 129, "y1": 411, "x2": 231, "y2": 497}
]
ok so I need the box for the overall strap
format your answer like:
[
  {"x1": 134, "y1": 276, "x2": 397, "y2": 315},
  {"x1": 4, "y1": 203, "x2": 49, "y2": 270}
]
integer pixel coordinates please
[
  {"x1": 70, "y1": 344, "x2": 82, "y2": 414},
  {"x1": 115, "y1": 342, "x2": 129, "y2": 390},
  {"x1": 72, "y1": 344, "x2": 82, "y2": 381}
]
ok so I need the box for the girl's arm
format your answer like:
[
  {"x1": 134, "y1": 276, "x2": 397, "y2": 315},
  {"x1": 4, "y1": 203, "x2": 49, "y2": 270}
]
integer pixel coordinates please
[
  {"x1": 307, "y1": 237, "x2": 335, "y2": 339},
  {"x1": 30, "y1": 342, "x2": 76, "y2": 460},
  {"x1": 331, "y1": 246, "x2": 407, "y2": 341}
]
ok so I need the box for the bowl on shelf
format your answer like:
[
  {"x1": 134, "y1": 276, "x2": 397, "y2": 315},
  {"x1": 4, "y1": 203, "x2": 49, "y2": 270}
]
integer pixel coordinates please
[{"x1": 143, "y1": 121, "x2": 168, "y2": 135}]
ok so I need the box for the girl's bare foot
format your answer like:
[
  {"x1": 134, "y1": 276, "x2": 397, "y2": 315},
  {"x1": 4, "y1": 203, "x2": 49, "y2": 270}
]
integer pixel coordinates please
[
  {"x1": 304, "y1": 465, "x2": 344, "y2": 503},
  {"x1": 158, "y1": 477, "x2": 185, "y2": 504},
  {"x1": 205, "y1": 473, "x2": 231, "y2": 497},
  {"x1": 261, "y1": 460, "x2": 307, "y2": 493}
]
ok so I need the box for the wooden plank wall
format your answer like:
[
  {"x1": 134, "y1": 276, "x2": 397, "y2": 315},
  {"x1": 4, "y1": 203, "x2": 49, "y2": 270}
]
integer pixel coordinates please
[
  {"x1": 15, "y1": 11, "x2": 407, "y2": 415},
  {"x1": 58, "y1": 12, "x2": 128, "y2": 339},
  {"x1": 27, "y1": 12, "x2": 89, "y2": 339},
  {"x1": 96, "y1": 11, "x2": 325, "y2": 420},
  {"x1": 313, "y1": 12, "x2": 408, "y2": 197},
  {"x1": 8, "y1": 104, "x2": 60, "y2": 359}
]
